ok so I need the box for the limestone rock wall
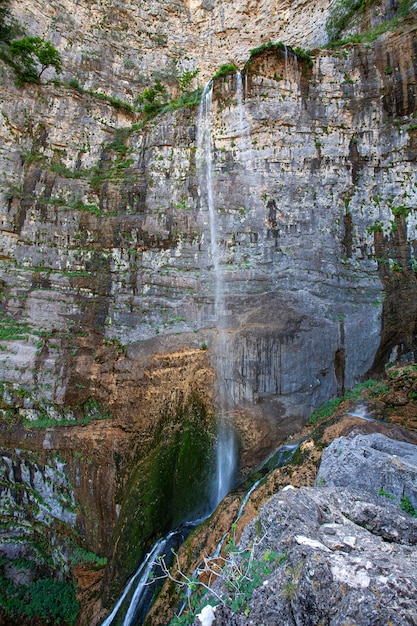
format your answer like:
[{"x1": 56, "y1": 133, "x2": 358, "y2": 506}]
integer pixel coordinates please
[
  {"x1": 10, "y1": 0, "x2": 330, "y2": 98},
  {"x1": 198, "y1": 436, "x2": 417, "y2": 625},
  {"x1": 0, "y1": 9, "x2": 417, "y2": 469},
  {"x1": 0, "y1": 0, "x2": 417, "y2": 620}
]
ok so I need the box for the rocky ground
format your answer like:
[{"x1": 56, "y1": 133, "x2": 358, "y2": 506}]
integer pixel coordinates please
[{"x1": 144, "y1": 364, "x2": 417, "y2": 626}]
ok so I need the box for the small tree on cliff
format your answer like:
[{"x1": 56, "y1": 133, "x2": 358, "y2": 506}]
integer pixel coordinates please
[{"x1": 9, "y1": 36, "x2": 62, "y2": 83}]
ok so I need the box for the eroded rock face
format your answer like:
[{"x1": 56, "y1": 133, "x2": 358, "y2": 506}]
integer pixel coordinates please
[
  {"x1": 0, "y1": 0, "x2": 417, "y2": 622},
  {"x1": 9, "y1": 0, "x2": 331, "y2": 94},
  {"x1": 194, "y1": 433, "x2": 417, "y2": 625},
  {"x1": 2, "y1": 25, "x2": 417, "y2": 448}
]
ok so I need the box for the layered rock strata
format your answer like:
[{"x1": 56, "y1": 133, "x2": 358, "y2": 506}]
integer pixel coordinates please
[{"x1": 0, "y1": 0, "x2": 416, "y2": 622}]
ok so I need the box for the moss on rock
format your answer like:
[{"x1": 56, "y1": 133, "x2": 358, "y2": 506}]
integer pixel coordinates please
[{"x1": 103, "y1": 392, "x2": 216, "y2": 603}]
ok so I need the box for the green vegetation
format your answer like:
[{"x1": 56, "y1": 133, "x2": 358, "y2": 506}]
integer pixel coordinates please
[
  {"x1": 9, "y1": 36, "x2": 62, "y2": 83},
  {"x1": 391, "y1": 204, "x2": 411, "y2": 218},
  {"x1": 68, "y1": 545, "x2": 107, "y2": 570},
  {"x1": 161, "y1": 88, "x2": 202, "y2": 113},
  {"x1": 326, "y1": 0, "x2": 367, "y2": 43},
  {"x1": 246, "y1": 41, "x2": 313, "y2": 68},
  {"x1": 249, "y1": 41, "x2": 285, "y2": 57},
  {"x1": 400, "y1": 495, "x2": 417, "y2": 517},
  {"x1": 67, "y1": 78, "x2": 135, "y2": 112},
  {"x1": 0, "y1": 2, "x2": 61, "y2": 85},
  {"x1": 293, "y1": 47, "x2": 314, "y2": 68},
  {"x1": 164, "y1": 529, "x2": 287, "y2": 624},
  {"x1": 212, "y1": 63, "x2": 238, "y2": 80},
  {"x1": 108, "y1": 393, "x2": 215, "y2": 601},
  {"x1": 0, "y1": 0, "x2": 22, "y2": 44},
  {"x1": 367, "y1": 220, "x2": 384, "y2": 234},
  {"x1": 378, "y1": 488, "x2": 394, "y2": 499},
  {"x1": 0, "y1": 381, "x2": 113, "y2": 429},
  {"x1": 135, "y1": 79, "x2": 169, "y2": 115},
  {"x1": 22, "y1": 397, "x2": 112, "y2": 429},
  {"x1": 309, "y1": 396, "x2": 345, "y2": 424},
  {"x1": 222, "y1": 539, "x2": 286, "y2": 614},
  {"x1": 0, "y1": 314, "x2": 31, "y2": 340},
  {"x1": 326, "y1": 0, "x2": 415, "y2": 46},
  {"x1": 67, "y1": 71, "x2": 202, "y2": 124},
  {"x1": 178, "y1": 68, "x2": 200, "y2": 92},
  {"x1": 0, "y1": 557, "x2": 78, "y2": 625},
  {"x1": 308, "y1": 379, "x2": 384, "y2": 424}
]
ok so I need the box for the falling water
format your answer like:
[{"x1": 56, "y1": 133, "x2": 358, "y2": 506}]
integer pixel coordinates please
[
  {"x1": 347, "y1": 402, "x2": 380, "y2": 422},
  {"x1": 236, "y1": 71, "x2": 245, "y2": 138},
  {"x1": 197, "y1": 82, "x2": 221, "y2": 317},
  {"x1": 197, "y1": 81, "x2": 237, "y2": 508},
  {"x1": 284, "y1": 43, "x2": 289, "y2": 81},
  {"x1": 283, "y1": 44, "x2": 300, "y2": 89},
  {"x1": 101, "y1": 533, "x2": 176, "y2": 626},
  {"x1": 176, "y1": 441, "x2": 301, "y2": 618},
  {"x1": 236, "y1": 71, "x2": 253, "y2": 160},
  {"x1": 101, "y1": 525, "x2": 198, "y2": 626}
]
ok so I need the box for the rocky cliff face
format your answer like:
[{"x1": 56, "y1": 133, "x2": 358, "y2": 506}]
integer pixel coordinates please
[{"x1": 0, "y1": 0, "x2": 417, "y2": 623}]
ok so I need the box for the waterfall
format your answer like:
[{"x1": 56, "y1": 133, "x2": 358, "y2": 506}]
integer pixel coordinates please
[
  {"x1": 101, "y1": 79, "x2": 242, "y2": 626},
  {"x1": 196, "y1": 81, "x2": 237, "y2": 508},
  {"x1": 101, "y1": 534, "x2": 176, "y2": 626},
  {"x1": 236, "y1": 71, "x2": 254, "y2": 176},
  {"x1": 101, "y1": 525, "x2": 195, "y2": 626},
  {"x1": 284, "y1": 44, "x2": 300, "y2": 89},
  {"x1": 236, "y1": 71, "x2": 246, "y2": 139},
  {"x1": 236, "y1": 72, "x2": 252, "y2": 148},
  {"x1": 284, "y1": 43, "x2": 289, "y2": 81},
  {"x1": 176, "y1": 441, "x2": 301, "y2": 618}
]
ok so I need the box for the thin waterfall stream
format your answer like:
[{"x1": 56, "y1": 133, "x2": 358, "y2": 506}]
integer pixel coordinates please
[{"x1": 197, "y1": 80, "x2": 238, "y2": 508}]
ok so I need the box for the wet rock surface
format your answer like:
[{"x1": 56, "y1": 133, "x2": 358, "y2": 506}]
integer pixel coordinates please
[{"x1": 190, "y1": 432, "x2": 417, "y2": 626}]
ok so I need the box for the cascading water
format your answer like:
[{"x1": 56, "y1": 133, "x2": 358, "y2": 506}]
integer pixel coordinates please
[
  {"x1": 176, "y1": 440, "x2": 302, "y2": 618},
  {"x1": 236, "y1": 71, "x2": 247, "y2": 141},
  {"x1": 283, "y1": 44, "x2": 300, "y2": 89},
  {"x1": 196, "y1": 81, "x2": 238, "y2": 509}
]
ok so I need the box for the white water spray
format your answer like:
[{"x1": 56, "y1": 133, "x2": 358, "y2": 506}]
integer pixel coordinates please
[
  {"x1": 101, "y1": 533, "x2": 175, "y2": 626},
  {"x1": 197, "y1": 81, "x2": 237, "y2": 508},
  {"x1": 235, "y1": 71, "x2": 254, "y2": 169}
]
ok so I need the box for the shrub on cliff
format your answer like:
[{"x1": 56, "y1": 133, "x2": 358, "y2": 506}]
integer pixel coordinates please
[
  {"x1": 9, "y1": 36, "x2": 62, "y2": 83},
  {"x1": 0, "y1": 2, "x2": 62, "y2": 84}
]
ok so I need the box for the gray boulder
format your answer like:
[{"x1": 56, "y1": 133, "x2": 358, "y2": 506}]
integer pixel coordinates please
[{"x1": 316, "y1": 432, "x2": 417, "y2": 510}]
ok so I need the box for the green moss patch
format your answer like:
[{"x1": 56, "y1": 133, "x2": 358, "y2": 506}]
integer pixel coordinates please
[
  {"x1": 0, "y1": 557, "x2": 78, "y2": 625},
  {"x1": 106, "y1": 392, "x2": 216, "y2": 601}
]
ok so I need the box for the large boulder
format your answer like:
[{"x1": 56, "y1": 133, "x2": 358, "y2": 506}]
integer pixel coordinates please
[{"x1": 316, "y1": 432, "x2": 417, "y2": 510}]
